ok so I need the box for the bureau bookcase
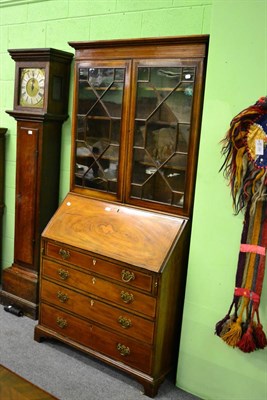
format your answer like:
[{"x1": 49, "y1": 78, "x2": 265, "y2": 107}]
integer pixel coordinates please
[{"x1": 34, "y1": 36, "x2": 208, "y2": 397}]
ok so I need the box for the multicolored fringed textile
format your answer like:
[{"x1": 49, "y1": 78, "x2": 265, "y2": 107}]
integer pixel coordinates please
[{"x1": 215, "y1": 96, "x2": 267, "y2": 352}]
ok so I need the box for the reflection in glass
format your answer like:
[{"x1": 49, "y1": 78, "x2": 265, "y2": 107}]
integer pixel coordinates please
[
  {"x1": 75, "y1": 67, "x2": 125, "y2": 193},
  {"x1": 131, "y1": 65, "x2": 195, "y2": 207}
]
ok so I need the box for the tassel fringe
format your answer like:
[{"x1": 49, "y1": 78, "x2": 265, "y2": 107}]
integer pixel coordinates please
[
  {"x1": 221, "y1": 318, "x2": 242, "y2": 347},
  {"x1": 220, "y1": 97, "x2": 267, "y2": 214},
  {"x1": 253, "y1": 323, "x2": 267, "y2": 349},
  {"x1": 237, "y1": 325, "x2": 256, "y2": 353},
  {"x1": 216, "y1": 312, "x2": 267, "y2": 352}
]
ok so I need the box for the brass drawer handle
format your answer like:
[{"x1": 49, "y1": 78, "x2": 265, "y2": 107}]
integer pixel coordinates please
[
  {"x1": 121, "y1": 270, "x2": 135, "y2": 283},
  {"x1": 59, "y1": 248, "x2": 70, "y2": 260},
  {"x1": 57, "y1": 291, "x2": 69, "y2": 303},
  {"x1": 56, "y1": 317, "x2": 68, "y2": 328},
  {"x1": 57, "y1": 268, "x2": 69, "y2": 280},
  {"x1": 117, "y1": 343, "x2": 130, "y2": 356},
  {"x1": 120, "y1": 291, "x2": 134, "y2": 304},
  {"x1": 118, "y1": 316, "x2": 132, "y2": 329}
]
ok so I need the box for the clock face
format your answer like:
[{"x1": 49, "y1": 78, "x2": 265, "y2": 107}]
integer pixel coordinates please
[{"x1": 19, "y1": 68, "x2": 45, "y2": 108}]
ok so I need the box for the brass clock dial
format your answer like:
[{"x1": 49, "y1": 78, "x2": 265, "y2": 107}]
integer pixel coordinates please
[{"x1": 19, "y1": 68, "x2": 45, "y2": 108}]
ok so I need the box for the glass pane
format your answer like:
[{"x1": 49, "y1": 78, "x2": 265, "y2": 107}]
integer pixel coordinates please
[
  {"x1": 142, "y1": 172, "x2": 172, "y2": 204},
  {"x1": 75, "y1": 66, "x2": 125, "y2": 194},
  {"x1": 131, "y1": 64, "x2": 195, "y2": 208}
]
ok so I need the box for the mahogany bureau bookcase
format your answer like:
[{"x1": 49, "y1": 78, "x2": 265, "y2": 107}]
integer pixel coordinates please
[{"x1": 34, "y1": 36, "x2": 209, "y2": 397}]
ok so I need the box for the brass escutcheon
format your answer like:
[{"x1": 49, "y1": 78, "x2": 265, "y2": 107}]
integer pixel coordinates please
[
  {"x1": 59, "y1": 248, "x2": 70, "y2": 260},
  {"x1": 118, "y1": 316, "x2": 132, "y2": 329},
  {"x1": 57, "y1": 268, "x2": 69, "y2": 280},
  {"x1": 117, "y1": 343, "x2": 130, "y2": 356},
  {"x1": 57, "y1": 291, "x2": 69, "y2": 303},
  {"x1": 56, "y1": 317, "x2": 68, "y2": 328},
  {"x1": 120, "y1": 291, "x2": 134, "y2": 304},
  {"x1": 121, "y1": 270, "x2": 135, "y2": 283}
]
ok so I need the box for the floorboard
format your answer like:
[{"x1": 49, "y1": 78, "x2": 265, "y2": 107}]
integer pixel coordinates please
[{"x1": 0, "y1": 364, "x2": 58, "y2": 400}]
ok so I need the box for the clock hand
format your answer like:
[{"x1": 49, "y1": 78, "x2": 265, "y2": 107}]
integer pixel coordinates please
[{"x1": 31, "y1": 78, "x2": 34, "y2": 93}]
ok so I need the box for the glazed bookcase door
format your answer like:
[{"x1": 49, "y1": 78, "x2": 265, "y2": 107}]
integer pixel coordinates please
[
  {"x1": 71, "y1": 60, "x2": 131, "y2": 202},
  {"x1": 126, "y1": 58, "x2": 205, "y2": 216}
]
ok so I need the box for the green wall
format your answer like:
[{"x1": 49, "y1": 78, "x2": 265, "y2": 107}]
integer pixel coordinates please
[
  {"x1": 176, "y1": 1, "x2": 267, "y2": 400},
  {"x1": 0, "y1": 1, "x2": 266, "y2": 400}
]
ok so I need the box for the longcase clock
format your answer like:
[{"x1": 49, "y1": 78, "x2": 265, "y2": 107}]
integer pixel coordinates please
[{"x1": 0, "y1": 48, "x2": 73, "y2": 319}]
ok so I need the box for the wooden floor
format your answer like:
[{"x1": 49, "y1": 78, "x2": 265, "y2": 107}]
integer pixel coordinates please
[{"x1": 0, "y1": 365, "x2": 58, "y2": 400}]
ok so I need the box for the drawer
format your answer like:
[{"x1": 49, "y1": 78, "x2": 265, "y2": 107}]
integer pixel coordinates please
[
  {"x1": 39, "y1": 303, "x2": 93, "y2": 348},
  {"x1": 92, "y1": 324, "x2": 152, "y2": 374},
  {"x1": 42, "y1": 259, "x2": 157, "y2": 318},
  {"x1": 45, "y1": 241, "x2": 153, "y2": 293},
  {"x1": 41, "y1": 279, "x2": 154, "y2": 344},
  {"x1": 40, "y1": 303, "x2": 152, "y2": 374}
]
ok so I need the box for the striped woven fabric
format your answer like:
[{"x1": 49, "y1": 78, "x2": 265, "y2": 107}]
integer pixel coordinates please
[{"x1": 215, "y1": 97, "x2": 267, "y2": 353}]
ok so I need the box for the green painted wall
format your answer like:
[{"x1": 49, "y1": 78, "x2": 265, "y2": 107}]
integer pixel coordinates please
[
  {"x1": 176, "y1": 1, "x2": 267, "y2": 400},
  {"x1": 0, "y1": 1, "x2": 266, "y2": 400}
]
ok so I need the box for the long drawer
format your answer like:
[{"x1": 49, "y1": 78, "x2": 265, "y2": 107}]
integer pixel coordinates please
[
  {"x1": 40, "y1": 302, "x2": 93, "y2": 348},
  {"x1": 45, "y1": 242, "x2": 153, "y2": 293},
  {"x1": 41, "y1": 279, "x2": 155, "y2": 344},
  {"x1": 41, "y1": 259, "x2": 157, "y2": 318},
  {"x1": 40, "y1": 303, "x2": 152, "y2": 374}
]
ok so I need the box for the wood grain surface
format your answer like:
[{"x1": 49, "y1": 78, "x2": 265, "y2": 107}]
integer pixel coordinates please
[
  {"x1": 0, "y1": 364, "x2": 58, "y2": 400},
  {"x1": 43, "y1": 193, "x2": 185, "y2": 272}
]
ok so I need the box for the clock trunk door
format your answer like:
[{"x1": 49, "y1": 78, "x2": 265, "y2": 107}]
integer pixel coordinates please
[{"x1": 14, "y1": 122, "x2": 39, "y2": 269}]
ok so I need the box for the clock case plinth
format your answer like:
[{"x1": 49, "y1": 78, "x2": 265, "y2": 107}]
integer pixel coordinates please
[{"x1": 0, "y1": 48, "x2": 73, "y2": 319}]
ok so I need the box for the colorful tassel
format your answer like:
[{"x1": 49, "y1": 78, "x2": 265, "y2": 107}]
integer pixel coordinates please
[
  {"x1": 216, "y1": 313, "x2": 235, "y2": 337},
  {"x1": 253, "y1": 323, "x2": 267, "y2": 349},
  {"x1": 215, "y1": 314, "x2": 231, "y2": 336},
  {"x1": 237, "y1": 325, "x2": 256, "y2": 353},
  {"x1": 221, "y1": 317, "x2": 242, "y2": 347}
]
